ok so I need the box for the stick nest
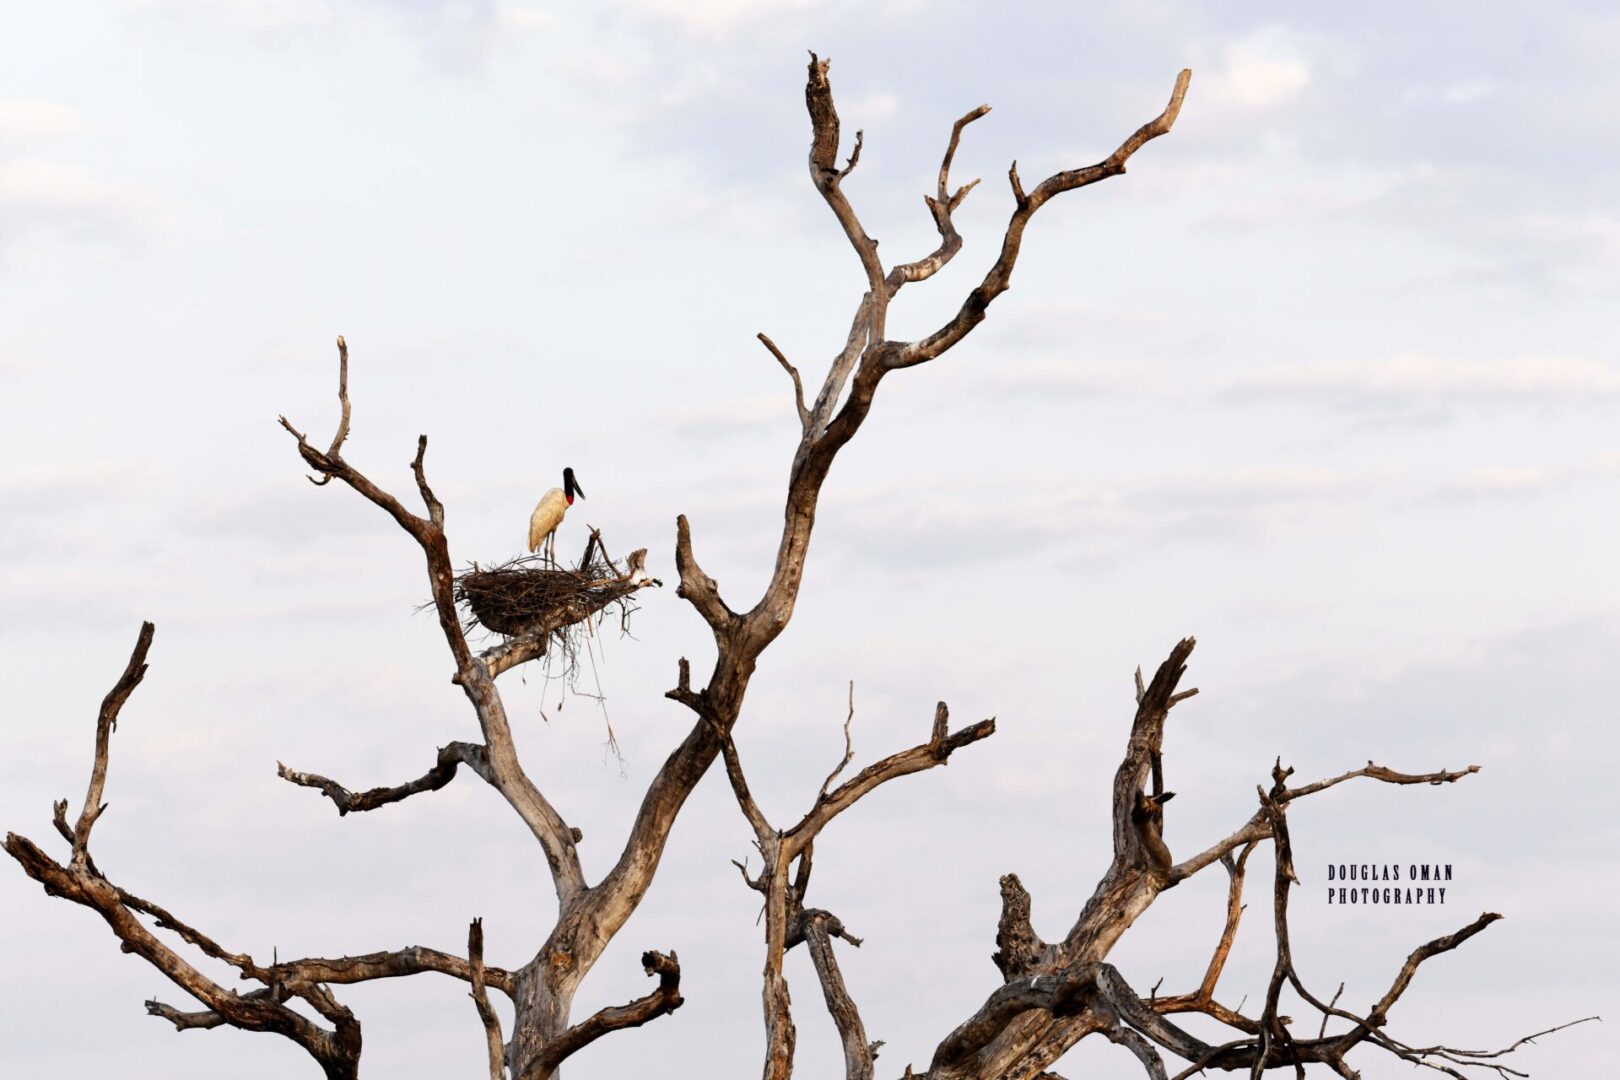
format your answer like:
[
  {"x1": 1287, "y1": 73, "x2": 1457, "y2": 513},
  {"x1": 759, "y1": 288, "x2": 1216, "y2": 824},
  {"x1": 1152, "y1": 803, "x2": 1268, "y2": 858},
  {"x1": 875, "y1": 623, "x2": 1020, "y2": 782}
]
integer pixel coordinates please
[{"x1": 454, "y1": 537, "x2": 656, "y2": 641}]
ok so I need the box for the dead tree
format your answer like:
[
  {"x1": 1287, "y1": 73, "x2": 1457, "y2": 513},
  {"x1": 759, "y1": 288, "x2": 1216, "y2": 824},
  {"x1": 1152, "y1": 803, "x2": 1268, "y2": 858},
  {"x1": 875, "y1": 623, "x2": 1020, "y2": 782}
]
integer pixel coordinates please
[
  {"x1": 749, "y1": 638, "x2": 1593, "y2": 1079},
  {"x1": 4, "y1": 55, "x2": 1592, "y2": 1080}
]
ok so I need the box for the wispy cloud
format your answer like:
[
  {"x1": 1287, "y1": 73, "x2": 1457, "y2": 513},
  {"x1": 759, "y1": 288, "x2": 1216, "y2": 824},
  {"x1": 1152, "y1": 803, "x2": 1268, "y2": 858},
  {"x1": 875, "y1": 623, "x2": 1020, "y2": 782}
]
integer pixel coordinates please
[
  {"x1": 0, "y1": 100, "x2": 83, "y2": 142},
  {"x1": 826, "y1": 465, "x2": 1365, "y2": 572},
  {"x1": 0, "y1": 462, "x2": 138, "y2": 514},
  {"x1": 973, "y1": 358, "x2": 1155, "y2": 400},
  {"x1": 496, "y1": 3, "x2": 554, "y2": 32},
  {"x1": 1428, "y1": 465, "x2": 1555, "y2": 504},
  {"x1": 1440, "y1": 79, "x2": 1495, "y2": 105},
  {"x1": 1209, "y1": 27, "x2": 1311, "y2": 107},
  {"x1": 0, "y1": 159, "x2": 154, "y2": 255},
  {"x1": 1222, "y1": 354, "x2": 1620, "y2": 419},
  {"x1": 663, "y1": 395, "x2": 798, "y2": 439},
  {"x1": 1423, "y1": 456, "x2": 1619, "y2": 505},
  {"x1": 624, "y1": 0, "x2": 817, "y2": 39},
  {"x1": 117, "y1": 0, "x2": 337, "y2": 34}
]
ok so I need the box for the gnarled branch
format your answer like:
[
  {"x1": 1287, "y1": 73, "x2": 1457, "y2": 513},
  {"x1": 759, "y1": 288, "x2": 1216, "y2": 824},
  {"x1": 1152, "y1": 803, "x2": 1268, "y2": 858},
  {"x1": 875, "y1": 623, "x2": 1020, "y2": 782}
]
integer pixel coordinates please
[
  {"x1": 533, "y1": 950, "x2": 683, "y2": 1075},
  {"x1": 3, "y1": 627, "x2": 364, "y2": 1079},
  {"x1": 886, "y1": 104, "x2": 990, "y2": 292},
  {"x1": 277, "y1": 741, "x2": 488, "y2": 815}
]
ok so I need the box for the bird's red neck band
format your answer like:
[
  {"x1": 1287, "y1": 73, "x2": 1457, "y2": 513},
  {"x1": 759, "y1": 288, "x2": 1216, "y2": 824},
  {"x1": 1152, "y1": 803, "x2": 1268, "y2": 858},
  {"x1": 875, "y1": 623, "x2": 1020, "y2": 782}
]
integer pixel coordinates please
[{"x1": 565, "y1": 494, "x2": 575, "y2": 506}]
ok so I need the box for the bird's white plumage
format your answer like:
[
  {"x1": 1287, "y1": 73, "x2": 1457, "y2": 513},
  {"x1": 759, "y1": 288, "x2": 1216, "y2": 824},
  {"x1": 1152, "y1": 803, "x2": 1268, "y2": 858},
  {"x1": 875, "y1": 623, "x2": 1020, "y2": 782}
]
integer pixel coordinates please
[{"x1": 528, "y1": 488, "x2": 569, "y2": 553}]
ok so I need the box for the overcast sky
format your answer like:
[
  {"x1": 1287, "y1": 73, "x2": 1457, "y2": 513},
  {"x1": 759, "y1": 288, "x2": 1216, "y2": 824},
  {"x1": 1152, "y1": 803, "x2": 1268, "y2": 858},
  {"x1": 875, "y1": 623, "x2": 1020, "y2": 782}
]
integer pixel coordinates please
[{"x1": 2, "y1": 2, "x2": 1616, "y2": 1076}]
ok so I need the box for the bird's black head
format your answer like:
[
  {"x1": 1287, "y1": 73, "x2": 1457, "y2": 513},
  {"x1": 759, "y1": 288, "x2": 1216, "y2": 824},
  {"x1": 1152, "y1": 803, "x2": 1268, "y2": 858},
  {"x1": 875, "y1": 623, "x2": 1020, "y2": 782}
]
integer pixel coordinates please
[{"x1": 563, "y1": 467, "x2": 585, "y2": 503}]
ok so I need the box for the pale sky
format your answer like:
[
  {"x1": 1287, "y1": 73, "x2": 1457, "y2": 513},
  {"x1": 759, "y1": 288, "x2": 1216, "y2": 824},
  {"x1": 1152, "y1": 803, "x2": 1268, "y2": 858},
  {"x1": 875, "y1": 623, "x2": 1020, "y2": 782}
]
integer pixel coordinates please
[{"x1": 2, "y1": 2, "x2": 1616, "y2": 1077}]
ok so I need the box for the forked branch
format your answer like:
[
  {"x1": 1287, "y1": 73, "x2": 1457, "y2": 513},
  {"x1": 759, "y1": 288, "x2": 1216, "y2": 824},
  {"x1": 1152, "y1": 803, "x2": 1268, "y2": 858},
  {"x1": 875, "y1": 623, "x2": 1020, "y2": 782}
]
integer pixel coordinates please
[
  {"x1": 279, "y1": 339, "x2": 585, "y2": 908},
  {"x1": 532, "y1": 951, "x2": 684, "y2": 1075},
  {"x1": 912, "y1": 641, "x2": 1586, "y2": 1080},
  {"x1": 4, "y1": 627, "x2": 365, "y2": 1079},
  {"x1": 715, "y1": 693, "x2": 996, "y2": 1080},
  {"x1": 892, "y1": 69, "x2": 1192, "y2": 370}
]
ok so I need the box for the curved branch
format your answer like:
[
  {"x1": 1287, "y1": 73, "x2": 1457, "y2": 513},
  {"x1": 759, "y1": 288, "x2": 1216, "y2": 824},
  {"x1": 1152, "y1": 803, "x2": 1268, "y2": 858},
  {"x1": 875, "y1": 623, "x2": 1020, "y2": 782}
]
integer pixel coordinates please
[
  {"x1": 760, "y1": 332, "x2": 810, "y2": 430},
  {"x1": 71, "y1": 621, "x2": 153, "y2": 867},
  {"x1": 887, "y1": 104, "x2": 990, "y2": 293},
  {"x1": 674, "y1": 513, "x2": 735, "y2": 634},
  {"x1": 787, "y1": 702, "x2": 995, "y2": 849},
  {"x1": 892, "y1": 69, "x2": 1191, "y2": 370},
  {"x1": 1284, "y1": 761, "x2": 1481, "y2": 801},
  {"x1": 534, "y1": 950, "x2": 683, "y2": 1074},
  {"x1": 275, "y1": 944, "x2": 516, "y2": 997},
  {"x1": 994, "y1": 873, "x2": 1052, "y2": 979},
  {"x1": 5, "y1": 832, "x2": 361, "y2": 1077},
  {"x1": 1099, "y1": 1010, "x2": 1169, "y2": 1079},
  {"x1": 277, "y1": 742, "x2": 488, "y2": 815}
]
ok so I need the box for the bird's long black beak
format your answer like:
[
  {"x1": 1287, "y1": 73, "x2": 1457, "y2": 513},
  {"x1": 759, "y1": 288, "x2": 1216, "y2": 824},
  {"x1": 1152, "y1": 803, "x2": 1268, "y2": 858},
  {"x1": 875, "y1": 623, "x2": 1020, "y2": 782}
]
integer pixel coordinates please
[{"x1": 564, "y1": 467, "x2": 585, "y2": 500}]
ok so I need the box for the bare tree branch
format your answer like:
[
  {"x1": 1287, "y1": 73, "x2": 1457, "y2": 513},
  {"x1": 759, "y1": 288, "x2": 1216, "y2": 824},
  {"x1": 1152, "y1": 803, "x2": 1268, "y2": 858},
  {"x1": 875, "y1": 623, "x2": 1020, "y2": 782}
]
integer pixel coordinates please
[
  {"x1": 759, "y1": 332, "x2": 811, "y2": 429},
  {"x1": 1252, "y1": 788, "x2": 1303, "y2": 1079},
  {"x1": 817, "y1": 681, "x2": 857, "y2": 801},
  {"x1": 1169, "y1": 759, "x2": 1484, "y2": 885},
  {"x1": 891, "y1": 69, "x2": 1191, "y2": 370},
  {"x1": 277, "y1": 741, "x2": 488, "y2": 815},
  {"x1": 3, "y1": 630, "x2": 364, "y2": 1079},
  {"x1": 887, "y1": 105, "x2": 990, "y2": 292},
  {"x1": 913, "y1": 637, "x2": 1581, "y2": 1080},
  {"x1": 1285, "y1": 760, "x2": 1481, "y2": 801},
  {"x1": 805, "y1": 52, "x2": 885, "y2": 302},
  {"x1": 789, "y1": 703, "x2": 995, "y2": 848},
  {"x1": 1152, "y1": 842, "x2": 1259, "y2": 1034},
  {"x1": 1099, "y1": 1008, "x2": 1170, "y2": 1080},
  {"x1": 532, "y1": 951, "x2": 683, "y2": 1075},
  {"x1": 273, "y1": 944, "x2": 515, "y2": 997},
  {"x1": 324, "y1": 334, "x2": 352, "y2": 466},
  {"x1": 13, "y1": 56, "x2": 1591, "y2": 1080},
  {"x1": 279, "y1": 340, "x2": 586, "y2": 909},
  {"x1": 147, "y1": 989, "x2": 282, "y2": 1032},
  {"x1": 674, "y1": 513, "x2": 735, "y2": 635},
  {"x1": 993, "y1": 873, "x2": 1051, "y2": 980},
  {"x1": 71, "y1": 621, "x2": 153, "y2": 868},
  {"x1": 713, "y1": 696, "x2": 996, "y2": 1080},
  {"x1": 469, "y1": 918, "x2": 506, "y2": 1080},
  {"x1": 804, "y1": 911, "x2": 876, "y2": 1080},
  {"x1": 713, "y1": 718, "x2": 772, "y2": 845}
]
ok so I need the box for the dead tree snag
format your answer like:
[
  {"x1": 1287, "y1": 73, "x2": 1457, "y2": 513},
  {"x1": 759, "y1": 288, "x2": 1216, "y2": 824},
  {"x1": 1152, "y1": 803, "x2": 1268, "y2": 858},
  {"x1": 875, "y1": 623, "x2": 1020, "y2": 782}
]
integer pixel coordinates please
[{"x1": 5, "y1": 54, "x2": 1594, "y2": 1080}]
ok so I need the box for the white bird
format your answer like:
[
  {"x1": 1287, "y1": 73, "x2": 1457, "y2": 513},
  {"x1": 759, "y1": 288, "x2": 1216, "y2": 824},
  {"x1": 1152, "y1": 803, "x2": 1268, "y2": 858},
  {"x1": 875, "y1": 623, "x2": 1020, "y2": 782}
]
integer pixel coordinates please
[{"x1": 528, "y1": 467, "x2": 585, "y2": 566}]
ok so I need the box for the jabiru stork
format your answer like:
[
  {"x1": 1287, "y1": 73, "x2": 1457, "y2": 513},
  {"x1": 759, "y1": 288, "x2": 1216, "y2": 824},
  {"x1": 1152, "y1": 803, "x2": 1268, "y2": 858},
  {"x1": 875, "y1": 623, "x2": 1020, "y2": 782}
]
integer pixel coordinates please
[{"x1": 528, "y1": 467, "x2": 584, "y2": 566}]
